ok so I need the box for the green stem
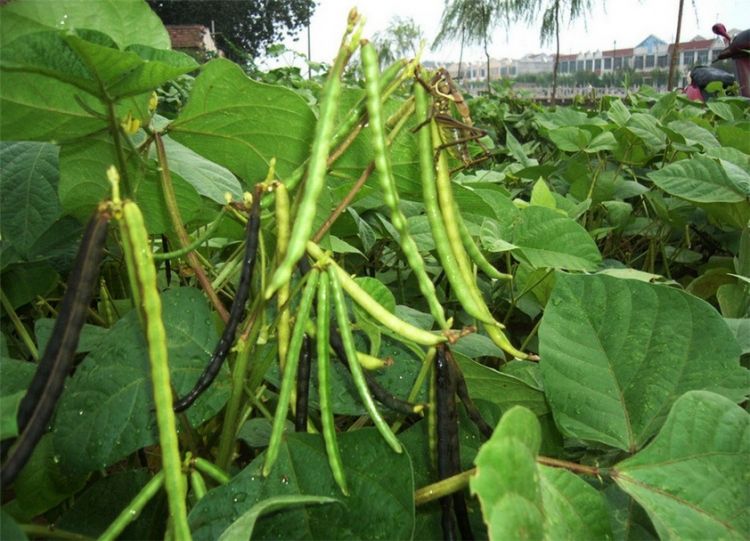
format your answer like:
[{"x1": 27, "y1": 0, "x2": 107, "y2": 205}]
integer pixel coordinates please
[
  {"x1": 154, "y1": 133, "x2": 229, "y2": 323},
  {"x1": 21, "y1": 525, "x2": 93, "y2": 541},
  {"x1": 105, "y1": 99, "x2": 131, "y2": 196},
  {"x1": 98, "y1": 471, "x2": 165, "y2": 541},
  {"x1": 193, "y1": 457, "x2": 230, "y2": 485},
  {"x1": 0, "y1": 290, "x2": 39, "y2": 361}
]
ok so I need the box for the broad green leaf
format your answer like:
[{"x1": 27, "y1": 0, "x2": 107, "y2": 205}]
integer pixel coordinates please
[
  {"x1": 626, "y1": 113, "x2": 666, "y2": 149},
  {"x1": 666, "y1": 119, "x2": 720, "y2": 149},
  {"x1": 647, "y1": 156, "x2": 748, "y2": 203},
  {"x1": 35, "y1": 319, "x2": 108, "y2": 354},
  {"x1": 455, "y1": 352, "x2": 549, "y2": 415},
  {"x1": 53, "y1": 288, "x2": 227, "y2": 475},
  {"x1": 725, "y1": 318, "x2": 750, "y2": 354},
  {"x1": 170, "y1": 59, "x2": 316, "y2": 184},
  {"x1": 539, "y1": 466, "x2": 613, "y2": 540},
  {"x1": 0, "y1": 509, "x2": 27, "y2": 541},
  {"x1": 530, "y1": 179, "x2": 557, "y2": 209},
  {"x1": 352, "y1": 276, "x2": 396, "y2": 324},
  {"x1": 56, "y1": 470, "x2": 167, "y2": 539},
  {"x1": 7, "y1": 434, "x2": 88, "y2": 521},
  {"x1": 1, "y1": 262, "x2": 58, "y2": 309},
  {"x1": 607, "y1": 99, "x2": 631, "y2": 126},
  {"x1": 0, "y1": 0, "x2": 170, "y2": 49},
  {"x1": 510, "y1": 206, "x2": 601, "y2": 271},
  {"x1": 0, "y1": 142, "x2": 61, "y2": 259},
  {"x1": 189, "y1": 430, "x2": 414, "y2": 541},
  {"x1": 706, "y1": 101, "x2": 737, "y2": 121},
  {"x1": 505, "y1": 129, "x2": 535, "y2": 167},
  {"x1": 614, "y1": 391, "x2": 749, "y2": 540},
  {"x1": 218, "y1": 495, "x2": 339, "y2": 541},
  {"x1": 585, "y1": 131, "x2": 618, "y2": 153},
  {"x1": 0, "y1": 390, "x2": 25, "y2": 440},
  {"x1": 155, "y1": 135, "x2": 243, "y2": 204},
  {"x1": 471, "y1": 406, "x2": 544, "y2": 541},
  {"x1": 539, "y1": 273, "x2": 748, "y2": 452},
  {"x1": 548, "y1": 126, "x2": 591, "y2": 152},
  {"x1": 717, "y1": 123, "x2": 750, "y2": 153}
]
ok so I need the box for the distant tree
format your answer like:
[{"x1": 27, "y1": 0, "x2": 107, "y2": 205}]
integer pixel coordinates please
[
  {"x1": 147, "y1": 0, "x2": 316, "y2": 64},
  {"x1": 373, "y1": 16, "x2": 423, "y2": 69},
  {"x1": 508, "y1": 0, "x2": 595, "y2": 104},
  {"x1": 433, "y1": 0, "x2": 506, "y2": 93}
]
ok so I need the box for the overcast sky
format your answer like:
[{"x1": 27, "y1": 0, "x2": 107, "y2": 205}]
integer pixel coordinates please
[{"x1": 271, "y1": 0, "x2": 750, "y2": 68}]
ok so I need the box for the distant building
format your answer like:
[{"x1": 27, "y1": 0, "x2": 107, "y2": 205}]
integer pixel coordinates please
[
  {"x1": 166, "y1": 25, "x2": 222, "y2": 61},
  {"x1": 444, "y1": 30, "x2": 735, "y2": 90}
]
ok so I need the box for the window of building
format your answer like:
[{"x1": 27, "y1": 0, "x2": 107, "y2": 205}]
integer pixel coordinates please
[
  {"x1": 585, "y1": 59, "x2": 593, "y2": 71},
  {"x1": 577, "y1": 60, "x2": 584, "y2": 71},
  {"x1": 510, "y1": 66, "x2": 516, "y2": 76},
  {"x1": 500, "y1": 67, "x2": 507, "y2": 76},
  {"x1": 646, "y1": 54, "x2": 655, "y2": 68},
  {"x1": 623, "y1": 56, "x2": 631, "y2": 68},
  {"x1": 604, "y1": 57, "x2": 612, "y2": 69},
  {"x1": 658, "y1": 54, "x2": 668, "y2": 67},
  {"x1": 697, "y1": 49, "x2": 709, "y2": 64},
  {"x1": 682, "y1": 50, "x2": 694, "y2": 65},
  {"x1": 614, "y1": 57, "x2": 622, "y2": 69},
  {"x1": 712, "y1": 49, "x2": 721, "y2": 61},
  {"x1": 480, "y1": 68, "x2": 485, "y2": 78},
  {"x1": 634, "y1": 56, "x2": 644, "y2": 69},
  {"x1": 594, "y1": 58, "x2": 601, "y2": 70}
]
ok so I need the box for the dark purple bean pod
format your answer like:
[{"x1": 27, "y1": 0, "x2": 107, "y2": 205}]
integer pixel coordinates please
[
  {"x1": 294, "y1": 335, "x2": 312, "y2": 432},
  {"x1": 1, "y1": 208, "x2": 111, "y2": 485},
  {"x1": 173, "y1": 190, "x2": 261, "y2": 412},
  {"x1": 447, "y1": 348, "x2": 494, "y2": 440}
]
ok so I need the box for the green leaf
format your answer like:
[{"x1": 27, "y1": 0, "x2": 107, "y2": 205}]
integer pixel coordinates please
[
  {"x1": 666, "y1": 120, "x2": 720, "y2": 150},
  {"x1": 218, "y1": 495, "x2": 339, "y2": 541},
  {"x1": 0, "y1": 0, "x2": 170, "y2": 49},
  {"x1": 189, "y1": 430, "x2": 414, "y2": 540},
  {"x1": 585, "y1": 131, "x2": 618, "y2": 153},
  {"x1": 548, "y1": 126, "x2": 591, "y2": 152},
  {"x1": 8, "y1": 434, "x2": 88, "y2": 521},
  {"x1": 0, "y1": 390, "x2": 25, "y2": 440},
  {"x1": 53, "y1": 288, "x2": 227, "y2": 475},
  {"x1": 35, "y1": 319, "x2": 108, "y2": 354},
  {"x1": 626, "y1": 113, "x2": 666, "y2": 149},
  {"x1": 170, "y1": 59, "x2": 316, "y2": 183},
  {"x1": 470, "y1": 406, "x2": 544, "y2": 541},
  {"x1": 0, "y1": 142, "x2": 61, "y2": 259},
  {"x1": 155, "y1": 135, "x2": 243, "y2": 204},
  {"x1": 614, "y1": 391, "x2": 749, "y2": 540},
  {"x1": 607, "y1": 99, "x2": 631, "y2": 127},
  {"x1": 539, "y1": 273, "x2": 748, "y2": 452},
  {"x1": 455, "y1": 352, "x2": 549, "y2": 416},
  {"x1": 647, "y1": 156, "x2": 748, "y2": 203},
  {"x1": 539, "y1": 466, "x2": 613, "y2": 540},
  {"x1": 1, "y1": 262, "x2": 58, "y2": 309},
  {"x1": 725, "y1": 318, "x2": 750, "y2": 354},
  {"x1": 530, "y1": 179, "x2": 557, "y2": 209},
  {"x1": 0, "y1": 509, "x2": 27, "y2": 541},
  {"x1": 511, "y1": 206, "x2": 602, "y2": 271},
  {"x1": 56, "y1": 469, "x2": 167, "y2": 539}
]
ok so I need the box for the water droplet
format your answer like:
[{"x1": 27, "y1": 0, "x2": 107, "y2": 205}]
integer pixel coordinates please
[
  {"x1": 129, "y1": 508, "x2": 138, "y2": 516},
  {"x1": 52, "y1": 455, "x2": 61, "y2": 464},
  {"x1": 78, "y1": 410, "x2": 84, "y2": 416}
]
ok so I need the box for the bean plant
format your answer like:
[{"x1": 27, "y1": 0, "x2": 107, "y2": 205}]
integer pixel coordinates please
[{"x1": 0, "y1": 1, "x2": 748, "y2": 540}]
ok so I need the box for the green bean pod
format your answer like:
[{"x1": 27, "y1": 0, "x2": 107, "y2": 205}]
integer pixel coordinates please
[
  {"x1": 455, "y1": 212, "x2": 512, "y2": 281},
  {"x1": 307, "y1": 241, "x2": 445, "y2": 346},
  {"x1": 120, "y1": 200, "x2": 191, "y2": 541},
  {"x1": 414, "y1": 83, "x2": 493, "y2": 325},
  {"x1": 361, "y1": 41, "x2": 449, "y2": 331},
  {"x1": 263, "y1": 268, "x2": 320, "y2": 476},
  {"x1": 99, "y1": 471, "x2": 165, "y2": 541},
  {"x1": 327, "y1": 266, "x2": 403, "y2": 454},
  {"x1": 316, "y1": 271, "x2": 349, "y2": 494},
  {"x1": 275, "y1": 182, "x2": 292, "y2": 371},
  {"x1": 265, "y1": 19, "x2": 355, "y2": 300},
  {"x1": 153, "y1": 208, "x2": 226, "y2": 261},
  {"x1": 190, "y1": 470, "x2": 208, "y2": 501}
]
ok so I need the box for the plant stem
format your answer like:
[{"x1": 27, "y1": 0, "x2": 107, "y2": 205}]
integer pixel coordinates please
[
  {"x1": 153, "y1": 133, "x2": 229, "y2": 322},
  {"x1": 414, "y1": 456, "x2": 605, "y2": 506},
  {"x1": 193, "y1": 456, "x2": 230, "y2": 485},
  {"x1": 20, "y1": 524, "x2": 94, "y2": 541},
  {"x1": 98, "y1": 471, "x2": 165, "y2": 541},
  {"x1": 105, "y1": 98, "x2": 132, "y2": 196},
  {"x1": 0, "y1": 290, "x2": 39, "y2": 361}
]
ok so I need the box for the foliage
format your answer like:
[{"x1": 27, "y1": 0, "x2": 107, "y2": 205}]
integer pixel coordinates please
[
  {"x1": 372, "y1": 16, "x2": 423, "y2": 69},
  {"x1": 147, "y1": 0, "x2": 316, "y2": 63},
  {"x1": 1, "y1": 1, "x2": 749, "y2": 540}
]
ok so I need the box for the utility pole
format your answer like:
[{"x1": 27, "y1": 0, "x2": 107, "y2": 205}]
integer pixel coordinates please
[{"x1": 667, "y1": 0, "x2": 684, "y2": 91}]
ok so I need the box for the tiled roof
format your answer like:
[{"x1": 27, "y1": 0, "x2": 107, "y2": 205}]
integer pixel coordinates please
[{"x1": 167, "y1": 25, "x2": 210, "y2": 49}]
